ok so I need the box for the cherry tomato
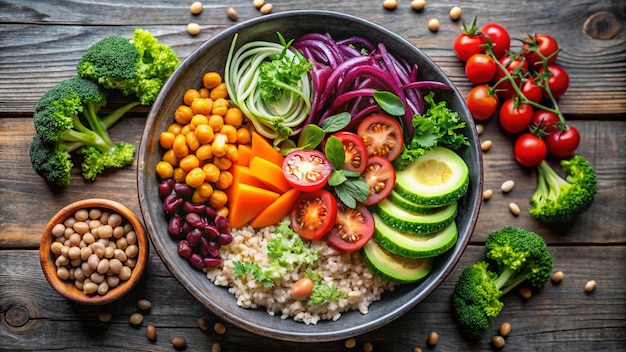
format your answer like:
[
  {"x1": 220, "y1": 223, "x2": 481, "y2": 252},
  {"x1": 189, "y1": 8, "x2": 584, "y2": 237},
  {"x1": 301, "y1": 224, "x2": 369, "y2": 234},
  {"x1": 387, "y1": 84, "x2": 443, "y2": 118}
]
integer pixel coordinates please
[
  {"x1": 357, "y1": 114, "x2": 404, "y2": 161},
  {"x1": 545, "y1": 126, "x2": 580, "y2": 158},
  {"x1": 523, "y1": 34, "x2": 559, "y2": 69},
  {"x1": 532, "y1": 110, "x2": 561, "y2": 135},
  {"x1": 514, "y1": 133, "x2": 547, "y2": 167},
  {"x1": 493, "y1": 55, "x2": 528, "y2": 99},
  {"x1": 466, "y1": 84, "x2": 498, "y2": 121},
  {"x1": 539, "y1": 65, "x2": 569, "y2": 99},
  {"x1": 283, "y1": 150, "x2": 332, "y2": 192},
  {"x1": 333, "y1": 131, "x2": 369, "y2": 174},
  {"x1": 361, "y1": 156, "x2": 396, "y2": 206},
  {"x1": 465, "y1": 53, "x2": 497, "y2": 84},
  {"x1": 453, "y1": 19, "x2": 486, "y2": 61},
  {"x1": 498, "y1": 99, "x2": 534, "y2": 134},
  {"x1": 519, "y1": 79, "x2": 543, "y2": 104},
  {"x1": 480, "y1": 23, "x2": 510, "y2": 59},
  {"x1": 291, "y1": 277, "x2": 314, "y2": 298},
  {"x1": 326, "y1": 203, "x2": 374, "y2": 252},
  {"x1": 290, "y1": 189, "x2": 338, "y2": 240}
]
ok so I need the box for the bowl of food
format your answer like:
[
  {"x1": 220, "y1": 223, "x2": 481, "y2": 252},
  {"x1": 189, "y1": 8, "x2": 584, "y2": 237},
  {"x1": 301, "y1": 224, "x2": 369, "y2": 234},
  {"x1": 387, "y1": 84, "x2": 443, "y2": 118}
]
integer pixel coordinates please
[
  {"x1": 40, "y1": 198, "x2": 148, "y2": 305},
  {"x1": 138, "y1": 10, "x2": 482, "y2": 341}
]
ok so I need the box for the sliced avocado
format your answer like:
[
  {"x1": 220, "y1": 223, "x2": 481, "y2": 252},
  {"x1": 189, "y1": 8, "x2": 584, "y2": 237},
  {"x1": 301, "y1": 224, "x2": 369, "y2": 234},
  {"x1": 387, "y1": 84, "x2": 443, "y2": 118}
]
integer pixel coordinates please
[
  {"x1": 394, "y1": 146, "x2": 469, "y2": 207},
  {"x1": 373, "y1": 212, "x2": 458, "y2": 258},
  {"x1": 376, "y1": 198, "x2": 458, "y2": 235},
  {"x1": 362, "y1": 239, "x2": 432, "y2": 284}
]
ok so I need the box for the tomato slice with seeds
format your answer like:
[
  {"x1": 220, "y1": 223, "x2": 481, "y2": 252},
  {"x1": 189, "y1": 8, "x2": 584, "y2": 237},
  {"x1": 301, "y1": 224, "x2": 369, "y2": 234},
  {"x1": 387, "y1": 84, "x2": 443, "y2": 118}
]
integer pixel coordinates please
[
  {"x1": 283, "y1": 150, "x2": 332, "y2": 192},
  {"x1": 333, "y1": 131, "x2": 368, "y2": 174},
  {"x1": 326, "y1": 203, "x2": 374, "y2": 252},
  {"x1": 290, "y1": 189, "x2": 337, "y2": 240},
  {"x1": 357, "y1": 114, "x2": 404, "y2": 161},
  {"x1": 362, "y1": 156, "x2": 396, "y2": 206}
]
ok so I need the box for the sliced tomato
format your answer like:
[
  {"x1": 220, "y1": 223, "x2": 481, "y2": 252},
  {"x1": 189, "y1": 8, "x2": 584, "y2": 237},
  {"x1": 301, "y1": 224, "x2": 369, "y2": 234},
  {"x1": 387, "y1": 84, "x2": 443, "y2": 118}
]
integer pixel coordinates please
[
  {"x1": 361, "y1": 156, "x2": 396, "y2": 206},
  {"x1": 333, "y1": 131, "x2": 368, "y2": 174},
  {"x1": 326, "y1": 203, "x2": 374, "y2": 252},
  {"x1": 290, "y1": 189, "x2": 337, "y2": 240},
  {"x1": 356, "y1": 114, "x2": 404, "y2": 161},
  {"x1": 283, "y1": 150, "x2": 332, "y2": 192}
]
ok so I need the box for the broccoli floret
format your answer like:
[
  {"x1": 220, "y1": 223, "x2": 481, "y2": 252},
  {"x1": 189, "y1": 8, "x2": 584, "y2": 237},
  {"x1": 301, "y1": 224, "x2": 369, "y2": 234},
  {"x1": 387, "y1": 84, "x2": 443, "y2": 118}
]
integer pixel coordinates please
[
  {"x1": 452, "y1": 227, "x2": 553, "y2": 340},
  {"x1": 529, "y1": 155, "x2": 598, "y2": 224},
  {"x1": 77, "y1": 28, "x2": 180, "y2": 105},
  {"x1": 30, "y1": 76, "x2": 139, "y2": 186}
]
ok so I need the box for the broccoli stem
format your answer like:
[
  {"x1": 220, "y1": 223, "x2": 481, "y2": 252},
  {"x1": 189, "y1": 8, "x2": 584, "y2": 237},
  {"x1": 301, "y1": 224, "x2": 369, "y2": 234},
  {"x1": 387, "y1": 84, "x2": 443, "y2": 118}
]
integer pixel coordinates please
[
  {"x1": 101, "y1": 101, "x2": 141, "y2": 129},
  {"x1": 538, "y1": 160, "x2": 569, "y2": 199},
  {"x1": 83, "y1": 101, "x2": 115, "y2": 148}
]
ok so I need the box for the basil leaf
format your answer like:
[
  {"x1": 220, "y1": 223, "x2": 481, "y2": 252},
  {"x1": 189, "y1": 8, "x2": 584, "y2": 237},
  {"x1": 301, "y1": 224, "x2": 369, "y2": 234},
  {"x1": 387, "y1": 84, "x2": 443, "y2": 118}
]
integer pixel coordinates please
[
  {"x1": 324, "y1": 136, "x2": 345, "y2": 170},
  {"x1": 328, "y1": 170, "x2": 347, "y2": 186},
  {"x1": 297, "y1": 124, "x2": 325, "y2": 149},
  {"x1": 342, "y1": 170, "x2": 361, "y2": 178},
  {"x1": 320, "y1": 112, "x2": 351, "y2": 133},
  {"x1": 279, "y1": 139, "x2": 298, "y2": 156},
  {"x1": 374, "y1": 90, "x2": 405, "y2": 116},
  {"x1": 334, "y1": 186, "x2": 356, "y2": 209}
]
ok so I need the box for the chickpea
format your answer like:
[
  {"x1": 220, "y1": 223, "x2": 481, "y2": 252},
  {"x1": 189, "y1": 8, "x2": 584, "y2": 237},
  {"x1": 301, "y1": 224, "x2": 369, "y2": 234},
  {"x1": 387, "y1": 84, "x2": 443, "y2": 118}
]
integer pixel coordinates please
[
  {"x1": 411, "y1": 0, "x2": 426, "y2": 11},
  {"x1": 552, "y1": 270, "x2": 564, "y2": 283},
  {"x1": 195, "y1": 144, "x2": 214, "y2": 161},
  {"x1": 209, "y1": 190, "x2": 228, "y2": 209},
  {"x1": 195, "y1": 125, "x2": 215, "y2": 145},
  {"x1": 187, "y1": 23, "x2": 201, "y2": 36},
  {"x1": 203, "y1": 72, "x2": 222, "y2": 89},
  {"x1": 186, "y1": 167, "x2": 207, "y2": 188},
  {"x1": 190, "y1": 114, "x2": 209, "y2": 129},
  {"x1": 159, "y1": 131, "x2": 176, "y2": 149},
  {"x1": 209, "y1": 83, "x2": 228, "y2": 100},
  {"x1": 172, "y1": 134, "x2": 189, "y2": 158},
  {"x1": 220, "y1": 125, "x2": 238, "y2": 144},
  {"x1": 190, "y1": 1, "x2": 203, "y2": 15},
  {"x1": 224, "y1": 107, "x2": 243, "y2": 127},
  {"x1": 383, "y1": 0, "x2": 398, "y2": 10},
  {"x1": 174, "y1": 105, "x2": 193, "y2": 125},
  {"x1": 168, "y1": 123, "x2": 183, "y2": 135},
  {"x1": 213, "y1": 156, "x2": 233, "y2": 171},
  {"x1": 208, "y1": 114, "x2": 225, "y2": 132},
  {"x1": 211, "y1": 133, "x2": 229, "y2": 157},
  {"x1": 202, "y1": 163, "x2": 221, "y2": 183},
  {"x1": 428, "y1": 18, "x2": 440, "y2": 32},
  {"x1": 259, "y1": 3, "x2": 273, "y2": 15},
  {"x1": 215, "y1": 170, "x2": 233, "y2": 190},
  {"x1": 162, "y1": 149, "x2": 178, "y2": 167},
  {"x1": 183, "y1": 89, "x2": 200, "y2": 106},
  {"x1": 191, "y1": 97, "x2": 213, "y2": 116},
  {"x1": 212, "y1": 98, "x2": 229, "y2": 116},
  {"x1": 225, "y1": 144, "x2": 239, "y2": 162},
  {"x1": 449, "y1": 6, "x2": 462, "y2": 21},
  {"x1": 253, "y1": 0, "x2": 265, "y2": 9},
  {"x1": 179, "y1": 154, "x2": 200, "y2": 172},
  {"x1": 197, "y1": 182, "x2": 214, "y2": 198},
  {"x1": 236, "y1": 128, "x2": 251, "y2": 144}
]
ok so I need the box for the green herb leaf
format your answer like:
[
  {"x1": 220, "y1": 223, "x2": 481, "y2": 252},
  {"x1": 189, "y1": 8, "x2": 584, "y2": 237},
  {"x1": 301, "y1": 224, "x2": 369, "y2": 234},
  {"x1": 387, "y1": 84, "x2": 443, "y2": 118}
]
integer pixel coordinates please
[
  {"x1": 374, "y1": 90, "x2": 405, "y2": 116},
  {"x1": 324, "y1": 135, "x2": 345, "y2": 170},
  {"x1": 334, "y1": 185, "x2": 356, "y2": 208},
  {"x1": 328, "y1": 170, "x2": 347, "y2": 186},
  {"x1": 297, "y1": 124, "x2": 326, "y2": 150},
  {"x1": 320, "y1": 112, "x2": 351, "y2": 133}
]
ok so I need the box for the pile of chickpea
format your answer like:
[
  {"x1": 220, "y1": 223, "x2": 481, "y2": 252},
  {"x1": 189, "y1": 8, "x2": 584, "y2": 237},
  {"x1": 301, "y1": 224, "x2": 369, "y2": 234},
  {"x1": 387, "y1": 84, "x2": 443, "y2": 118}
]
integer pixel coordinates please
[
  {"x1": 50, "y1": 208, "x2": 139, "y2": 296},
  {"x1": 155, "y1": 72, "x2": 251, "y2": 218}
]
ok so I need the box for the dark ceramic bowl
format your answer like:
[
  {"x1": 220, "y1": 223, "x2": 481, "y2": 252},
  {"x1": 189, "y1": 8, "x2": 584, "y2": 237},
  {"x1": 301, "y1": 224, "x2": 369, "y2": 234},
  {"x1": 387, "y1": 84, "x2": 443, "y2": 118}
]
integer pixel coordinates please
[{"x1": 138, "y1": 10, "x2": 482, "y2": 342}]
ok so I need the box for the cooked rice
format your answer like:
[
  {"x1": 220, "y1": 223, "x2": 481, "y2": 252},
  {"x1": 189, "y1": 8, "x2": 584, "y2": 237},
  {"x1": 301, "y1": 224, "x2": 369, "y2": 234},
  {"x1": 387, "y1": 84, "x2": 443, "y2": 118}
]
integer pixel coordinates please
[{"x1": 205, "y1": 222, "x2": 395, "y2": 324}]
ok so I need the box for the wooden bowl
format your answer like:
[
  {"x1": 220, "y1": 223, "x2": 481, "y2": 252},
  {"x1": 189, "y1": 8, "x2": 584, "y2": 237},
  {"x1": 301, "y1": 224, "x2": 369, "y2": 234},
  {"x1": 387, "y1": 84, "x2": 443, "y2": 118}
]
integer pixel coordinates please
[
  {"x1": 39, "y1": 199, "x2": 148, "y2": 305},
  {"x1": 138, "y1": 10, "x2": 483, "y2": 341}
]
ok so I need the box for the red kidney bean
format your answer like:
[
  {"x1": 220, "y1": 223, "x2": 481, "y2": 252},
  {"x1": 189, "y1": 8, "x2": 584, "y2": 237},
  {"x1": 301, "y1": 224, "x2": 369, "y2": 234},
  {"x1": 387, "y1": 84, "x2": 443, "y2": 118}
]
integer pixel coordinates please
[
  {"x1": 207, "y1": 241, "x2": 220, "y2": 257},
  {"x1": 182, "y1": 201, "x2": 205, "y2": 214},
  {"x1": 198, "y1": 237, "x2": 211, "y2": 257},
  {"x1": 215, "y1": 216, "x2": 229, "y2": 233},
  {"x1": 185, "y1": 213, "x2": 204, "y2": 228},
  {"x1": 189, "y1": 253, "x2": 204, "y2": 270},
  {"x1": 218, "y1": 233, "x2": 233, "y2": 246},
  {"x1": 173, "y1": 183, "x2": 193, "y2": 199},
  {"x1": 168, "y1": 214, "x2": 184, "y2": 237},
  {"x1": 186, "y1": 228, "x2": 202, "y2": 247},
  {"x1": 158, "y1": 180, "x2": 173, "y2": 199},
  {"x1": 205, "y1": 206, "x2": 217, "y2": 219},
  {"x1": 203, "y1": 257, "x2": 221, "y2": 267},
  {"x1": 202, "y1": 224, "x2": 219, "y2": 240},
  {"x1": 177, "y1": 240, "x2": 193, "y2": 258},
  {"x1": 163, "y1": 194, "x2": 183, "y2": 215}
]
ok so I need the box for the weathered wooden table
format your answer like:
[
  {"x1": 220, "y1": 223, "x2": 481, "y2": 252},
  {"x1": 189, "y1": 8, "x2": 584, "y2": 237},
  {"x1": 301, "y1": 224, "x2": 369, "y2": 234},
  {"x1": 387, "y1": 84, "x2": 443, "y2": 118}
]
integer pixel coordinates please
[{"x1": 1, "y1": 1, "x2": 625, "y2": 351}]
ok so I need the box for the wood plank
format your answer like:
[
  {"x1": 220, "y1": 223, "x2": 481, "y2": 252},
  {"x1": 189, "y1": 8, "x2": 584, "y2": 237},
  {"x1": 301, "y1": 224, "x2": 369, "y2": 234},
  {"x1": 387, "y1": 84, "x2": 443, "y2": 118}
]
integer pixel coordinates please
[
  {"x1": 1, "y1": 0, "x2": 625, "y2": 116},
  {"x1": 2, "y1": 117, "x2": 624, "y2": 249},
  {"x1": 1, "y1": 246, "x2": 624, "y2": 351}
]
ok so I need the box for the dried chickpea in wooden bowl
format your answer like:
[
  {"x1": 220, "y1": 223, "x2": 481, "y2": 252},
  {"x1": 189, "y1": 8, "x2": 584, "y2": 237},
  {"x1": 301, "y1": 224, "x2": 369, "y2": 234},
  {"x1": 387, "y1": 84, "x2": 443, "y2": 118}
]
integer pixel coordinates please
[{"x1": 39, "y1": 199, "x2": 148, "y2": 305}]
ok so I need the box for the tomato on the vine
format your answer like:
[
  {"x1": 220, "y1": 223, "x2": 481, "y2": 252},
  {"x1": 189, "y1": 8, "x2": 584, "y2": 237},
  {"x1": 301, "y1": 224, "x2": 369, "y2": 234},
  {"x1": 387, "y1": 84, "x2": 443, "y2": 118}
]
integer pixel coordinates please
[
  {"x1": 539, "y1": 65, "x2": 569, "y2": 99},
  {"x1": 326, "y1": 203, "x2": 374, "y2": 252},
  {"x1": 532, "y1": 110, "x2": 561, "y2": 135},
  {"x1": 466, "y1": 84, "x2": 498, "y2": 121},
  {"x1": 361, "y1": 156, "x2": 396, "y2": 206},
  {"x1": 453, "y1": 19, "x2": 486, "y2": 61},
  {"x1": 290, "y1": 189, "x2": 337, "y2": 240},
  {"x1": 519, "y1": 79, "x2": 543, "y2": 104},
  {"x1": 465, "y1": 53, "x2": 497, "y2": 84},
  {"x1": 356, "y1": 114, "x2": 404, "y2": 161},
  {"x1": 492, "y1": 55, "x2": 529, "y2": 99},
  {"x1": 523, "y1": 34, "x2": 559, "y2": 70},
  {"x1": 480, "y1": 23, "x2": 510, "y2": 59},
  {"x1": 282, "y1": 150, "x2": 332, "y2": 192},
  {"x1": 514, "y1": 133, "x2": 547, "y2": 167},
  {"x1": 333, "y1": 131, "x2": 369, "y2": 174},
  {"x1": 545, "y1": 126, "x2": 580, "y2": 158},
  {"x1": 499, "y1": 99, "x2": 534, "y2": 133}
]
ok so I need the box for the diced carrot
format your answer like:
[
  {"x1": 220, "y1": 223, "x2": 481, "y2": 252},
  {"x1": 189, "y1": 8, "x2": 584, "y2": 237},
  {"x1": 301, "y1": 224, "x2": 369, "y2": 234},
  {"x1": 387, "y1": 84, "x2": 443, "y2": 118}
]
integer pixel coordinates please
[
  {"x1": 249, "y1": 156, "x2": 292, "y2": 194},
  {"x1": 227, "y1": 183, "x2": 280, "y2": 228},
  {"x1": 250, "y1": 131, "x2": 284, "y2": 167},
  {"x1": 249, "y1": 188, "x2": 301, "y2": 228},
  {"x1": 235, "y1": 144, "x2": 252, "y2": 166}
]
